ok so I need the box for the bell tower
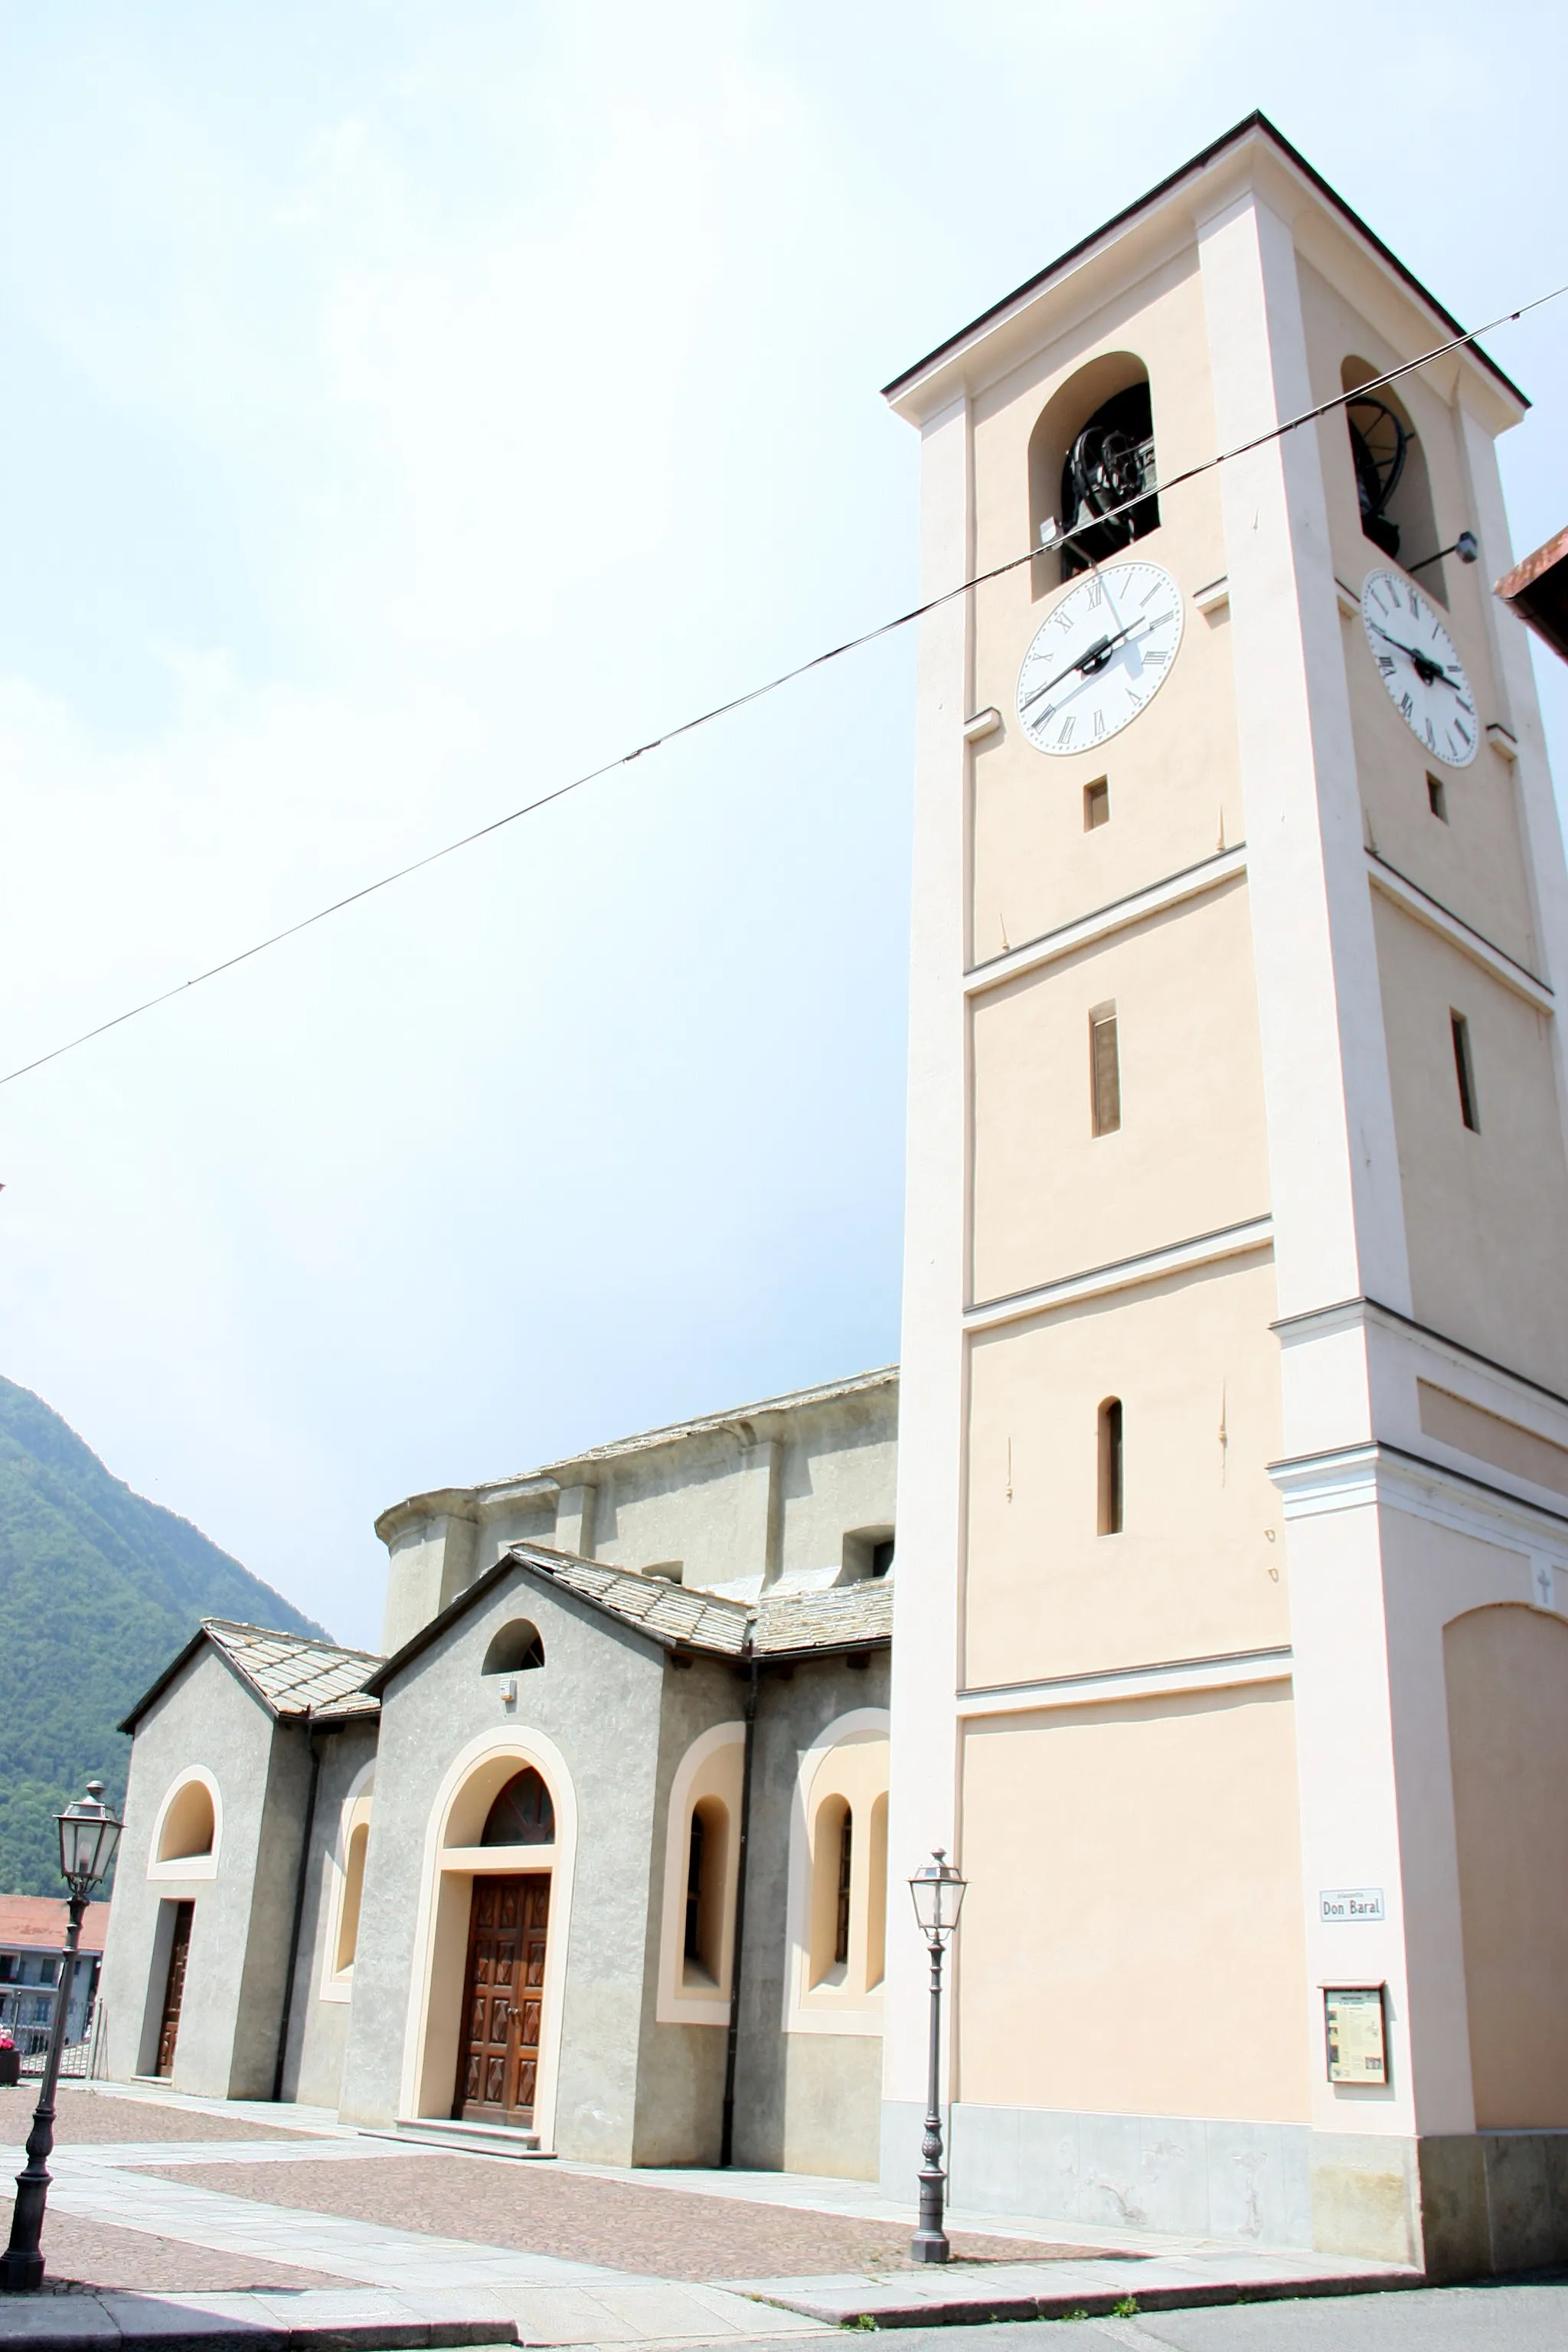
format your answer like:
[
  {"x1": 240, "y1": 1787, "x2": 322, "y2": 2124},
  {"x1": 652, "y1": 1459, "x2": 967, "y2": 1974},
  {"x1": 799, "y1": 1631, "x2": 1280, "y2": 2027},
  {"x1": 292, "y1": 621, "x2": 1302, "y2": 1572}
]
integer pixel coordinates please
[{"x1": 883, "y1": 115, "x2": 1568, "y2": 2272}]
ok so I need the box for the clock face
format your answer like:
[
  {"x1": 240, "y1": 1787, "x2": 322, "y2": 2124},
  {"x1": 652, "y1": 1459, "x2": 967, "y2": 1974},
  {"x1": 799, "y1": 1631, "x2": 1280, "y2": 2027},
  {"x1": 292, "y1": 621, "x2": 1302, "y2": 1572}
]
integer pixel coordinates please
[
  {"x1": 1361, "y1": 570, "x2": 1478, "y2": 766},
  {"x1": 1016, "y1": 560, "x2": 1184, "y2": 756}
]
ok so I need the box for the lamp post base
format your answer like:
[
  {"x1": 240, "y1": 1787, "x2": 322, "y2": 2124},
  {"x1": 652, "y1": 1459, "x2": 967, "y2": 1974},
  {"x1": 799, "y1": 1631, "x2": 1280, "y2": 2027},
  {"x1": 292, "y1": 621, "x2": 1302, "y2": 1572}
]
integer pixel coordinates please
[
  {"x1": 0, "y1": 2246, "x2": 45, "y2": 2293},
  {"x1": 910, "y1": 2229, "x2": 951, "y2": 2265}
]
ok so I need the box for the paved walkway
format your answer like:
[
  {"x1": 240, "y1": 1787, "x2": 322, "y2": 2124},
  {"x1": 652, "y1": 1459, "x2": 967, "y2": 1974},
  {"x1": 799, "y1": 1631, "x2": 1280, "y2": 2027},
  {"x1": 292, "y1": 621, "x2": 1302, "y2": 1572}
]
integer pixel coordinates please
[{"x1": 1, "y1": 2086, "x2": 1418, "y2": 2346}]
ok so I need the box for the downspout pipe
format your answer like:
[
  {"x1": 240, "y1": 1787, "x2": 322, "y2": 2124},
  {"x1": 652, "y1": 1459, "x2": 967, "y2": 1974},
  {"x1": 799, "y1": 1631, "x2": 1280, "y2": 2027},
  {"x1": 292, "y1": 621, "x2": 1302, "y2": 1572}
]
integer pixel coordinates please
[
  {"x1": 272, "y1": 1723, "x2": 322, "y2": 2104},
  {"x1": 719, "y1": 1650, "x2": 760, "y2": 2167}
]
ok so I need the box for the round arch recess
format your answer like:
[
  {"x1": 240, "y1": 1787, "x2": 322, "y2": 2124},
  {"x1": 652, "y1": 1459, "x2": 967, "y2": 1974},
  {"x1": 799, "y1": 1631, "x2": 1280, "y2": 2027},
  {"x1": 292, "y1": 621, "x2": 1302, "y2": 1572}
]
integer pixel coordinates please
[
  {"x1": 148, "y1": 1768, "x2": 222, "y2": 1880},
  {"x1": 400, "y1": 1726, "x2": 577, "y2": 2151}
]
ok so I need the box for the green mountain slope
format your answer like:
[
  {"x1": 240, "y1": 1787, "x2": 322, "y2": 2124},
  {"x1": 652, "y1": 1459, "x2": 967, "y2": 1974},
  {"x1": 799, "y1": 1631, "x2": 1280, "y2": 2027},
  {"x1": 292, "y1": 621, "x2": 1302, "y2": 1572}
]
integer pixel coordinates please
[{"x1": 0, "y1": 1375, "x2": 328, "y2": 1896}]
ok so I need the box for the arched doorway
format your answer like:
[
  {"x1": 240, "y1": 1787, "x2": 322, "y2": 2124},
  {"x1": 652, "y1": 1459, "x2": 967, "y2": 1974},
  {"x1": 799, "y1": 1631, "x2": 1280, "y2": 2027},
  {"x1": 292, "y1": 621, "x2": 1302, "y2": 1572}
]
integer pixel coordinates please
[
  {"x1": 403, "y1": 1731, "x2": 577, "y2": 2146},
  {"x1": 1445, "y1": 1604, "x2": 1568, "y2": 2125},
  {"x1": 454, "y1": 1770, "x2": 554, "y2": 2128}
]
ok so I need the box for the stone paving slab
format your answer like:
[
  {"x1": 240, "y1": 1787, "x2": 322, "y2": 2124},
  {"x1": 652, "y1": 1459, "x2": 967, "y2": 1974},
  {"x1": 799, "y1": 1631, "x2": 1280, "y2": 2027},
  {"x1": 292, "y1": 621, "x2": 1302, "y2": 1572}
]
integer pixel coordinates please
[
  {"x1": 0, "y1": 2287, "x2": 515, "y2": 2352},
  {"x1": 720, "y1": 2250, "x2": 1423, "y2": 2328},
  {"x1": 136, "y1": 2158, "x2": 1087, "y2": 2284}
]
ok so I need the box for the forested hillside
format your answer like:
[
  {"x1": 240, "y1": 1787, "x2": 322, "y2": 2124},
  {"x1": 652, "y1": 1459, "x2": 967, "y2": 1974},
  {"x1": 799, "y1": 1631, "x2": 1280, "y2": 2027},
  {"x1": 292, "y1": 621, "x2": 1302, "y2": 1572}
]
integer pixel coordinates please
[{"x1": 0, "y1": 1376, "x2": 327, "y2": 1895}]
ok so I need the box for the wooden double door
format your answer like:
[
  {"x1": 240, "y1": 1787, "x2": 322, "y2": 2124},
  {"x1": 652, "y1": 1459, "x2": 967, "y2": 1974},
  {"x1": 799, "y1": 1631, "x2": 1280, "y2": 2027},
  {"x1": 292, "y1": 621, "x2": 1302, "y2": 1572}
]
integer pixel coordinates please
[{"x1": 453, "y1": 1874, "x2": 550, "y2": 2127}]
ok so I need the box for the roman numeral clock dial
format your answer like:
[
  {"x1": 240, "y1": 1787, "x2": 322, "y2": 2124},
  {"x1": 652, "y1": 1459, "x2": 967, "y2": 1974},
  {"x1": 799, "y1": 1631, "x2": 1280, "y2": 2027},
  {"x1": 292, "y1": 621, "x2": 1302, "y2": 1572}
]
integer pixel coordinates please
[
  {"x1": 1016, "y1": 560, "x2": 1184, "y2": 756},
  {"x1": 1361, "y1": 569, "x2": 1478, "y2": 766}
]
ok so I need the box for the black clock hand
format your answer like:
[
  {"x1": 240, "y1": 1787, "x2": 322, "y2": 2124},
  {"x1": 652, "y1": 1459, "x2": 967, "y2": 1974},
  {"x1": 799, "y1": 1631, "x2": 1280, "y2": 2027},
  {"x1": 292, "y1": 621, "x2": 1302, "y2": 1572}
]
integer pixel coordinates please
[
  {"x1": 1367, "y1": 622, "x2": 1466, "y2": 695},
  {"x1": 1019, "y1": 616, "x2": 1146, "y2": 716}
]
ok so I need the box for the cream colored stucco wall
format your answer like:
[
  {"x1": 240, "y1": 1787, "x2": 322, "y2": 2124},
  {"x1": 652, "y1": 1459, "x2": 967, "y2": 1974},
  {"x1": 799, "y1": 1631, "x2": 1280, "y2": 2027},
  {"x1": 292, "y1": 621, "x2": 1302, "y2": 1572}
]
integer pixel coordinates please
[
  {"x1": 958, "y1": 1684, "x2": 1308, "y2": 2122},
  {"x1": 971, "y1": 880, "x2": 1270, "y2": 1303},
  {"x1": 1294, "y1": 259, "x2": 1543, "y2": 979},
  {"x1": 1444, "y1": 1605, "x2": 1568, "y2": 2131},
  {"x1": 1372, "y1": 893, "x2": 1568, "y2": 1390},
  {"x1": 966, "y1": 258, "x2": 1236, "y2": 965},
  {"x1": 965, "y1": 1254, "x2": 1286, "y2": 1687}
]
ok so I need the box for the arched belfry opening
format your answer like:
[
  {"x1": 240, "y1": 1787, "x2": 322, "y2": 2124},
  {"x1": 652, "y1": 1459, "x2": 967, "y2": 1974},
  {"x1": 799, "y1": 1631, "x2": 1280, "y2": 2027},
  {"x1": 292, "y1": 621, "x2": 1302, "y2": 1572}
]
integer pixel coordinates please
[
  {"x1": 1341, "y1": 358, "x2": 1443, "y2": 599},
  {"x1": 1028, "y1": 354, "x2": 1160, "y2": 596}
]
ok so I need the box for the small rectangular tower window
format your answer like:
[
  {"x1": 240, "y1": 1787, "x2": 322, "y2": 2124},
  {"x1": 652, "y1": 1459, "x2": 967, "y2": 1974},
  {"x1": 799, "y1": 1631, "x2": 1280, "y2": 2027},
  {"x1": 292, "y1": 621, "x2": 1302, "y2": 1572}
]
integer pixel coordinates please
[
  {"x1": 1451, "y1": 1011, "x2": 1479, "y2": 1132},
  {"x1": 1097, "y1": 1398, "x2": 1124, "y2": 1536},
  {"x1": 1084, "y1": 778, "x2": 1109, "y2": 830},
  {"x1": 1089, "y1": 1003, "x2": 1121, "y2": 1135},
  {"x1": 1427, "y1": 773, "x2": 1448, "y2": 822}
]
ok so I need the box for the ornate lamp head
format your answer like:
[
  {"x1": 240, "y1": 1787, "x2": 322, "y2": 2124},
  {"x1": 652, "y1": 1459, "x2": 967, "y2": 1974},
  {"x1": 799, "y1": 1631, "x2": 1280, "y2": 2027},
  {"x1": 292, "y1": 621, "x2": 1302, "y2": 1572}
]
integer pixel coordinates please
[
  {"x1": 908, "y1": 1848, "x2": 967, "y2": 1943},
  {"x1": 57, "y1": 1780, "x2": 122, "y2": 1898}
]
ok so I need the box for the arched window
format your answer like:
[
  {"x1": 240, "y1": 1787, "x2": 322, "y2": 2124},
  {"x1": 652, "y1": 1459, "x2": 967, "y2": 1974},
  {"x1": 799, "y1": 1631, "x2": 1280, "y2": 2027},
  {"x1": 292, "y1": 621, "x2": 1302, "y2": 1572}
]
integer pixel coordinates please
[
  {"x1": 1341, "y1": 359, "x2": 1443, "y2": 599},
  {"x1": 335, "y1": 1820, "x2": 369, "y2": 1975},
  {"x1": 835, "y1": 1807, "x2": 854, "y2": 1967},
  {"x1": 158, "y1": 1779, "x2": 215, "y2": 1864},
  {"x1": 682, "y1": 1797, "x2": 730, "y2": 1986},
  {"x1": 482, "y1": 1620, "x2": 545, "y2": 1674},
  {"x1": 809, "y1": 1792, "x2": 852, "y2": 1987},
  {"x1": 1098, "y1": 1398, "x2": 1124, "y2": 1537},
  {"x1": 1028, "y1": 354, "x2": 1159, "y2": 595},
  {"x1": 789, "y1": 1715, "x2": 889, "y2": 2027},
  {"x1": 481, "y1": 1767, "x2": 555, "y2": 1845},
  {"x1": 866, "y1": 1792, "x2": 889, "y2": 1990}
]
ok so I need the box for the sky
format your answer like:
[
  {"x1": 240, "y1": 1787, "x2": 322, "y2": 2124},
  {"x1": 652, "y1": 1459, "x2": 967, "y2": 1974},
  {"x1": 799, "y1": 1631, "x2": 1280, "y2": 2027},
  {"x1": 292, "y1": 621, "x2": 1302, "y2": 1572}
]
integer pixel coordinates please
[{"x1": 2, "y1": 1, "x2": 1566, "y2": 1649}]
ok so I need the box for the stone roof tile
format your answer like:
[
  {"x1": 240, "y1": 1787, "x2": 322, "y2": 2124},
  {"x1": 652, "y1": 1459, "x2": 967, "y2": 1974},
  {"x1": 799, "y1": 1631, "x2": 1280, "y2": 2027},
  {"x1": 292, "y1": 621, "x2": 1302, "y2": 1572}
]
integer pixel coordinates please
[
  {"x1": 754, "y1": 1579, "x2": 893, "y2": 1655},
  {"x1": 508, "y1": 1546, "x2": 891, "y2": 1661},
  {"x1": 202, "y1": 1620, "x2": 383, "y2": 1718}
]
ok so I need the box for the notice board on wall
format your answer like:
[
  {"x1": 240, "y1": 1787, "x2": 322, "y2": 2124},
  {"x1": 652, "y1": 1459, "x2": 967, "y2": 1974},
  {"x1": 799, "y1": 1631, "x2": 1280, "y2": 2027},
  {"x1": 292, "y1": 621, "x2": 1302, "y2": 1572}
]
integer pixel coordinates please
[{"x1": 1324, "y1": 1985, "x2": 1387, "y2": 2085}]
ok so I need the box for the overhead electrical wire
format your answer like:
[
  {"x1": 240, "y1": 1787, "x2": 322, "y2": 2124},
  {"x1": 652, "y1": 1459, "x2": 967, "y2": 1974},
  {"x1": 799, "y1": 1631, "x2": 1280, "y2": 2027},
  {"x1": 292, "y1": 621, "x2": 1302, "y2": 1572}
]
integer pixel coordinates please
[{"x1": 3, "y1": 277, "x2": 1566, "y2": 1093}]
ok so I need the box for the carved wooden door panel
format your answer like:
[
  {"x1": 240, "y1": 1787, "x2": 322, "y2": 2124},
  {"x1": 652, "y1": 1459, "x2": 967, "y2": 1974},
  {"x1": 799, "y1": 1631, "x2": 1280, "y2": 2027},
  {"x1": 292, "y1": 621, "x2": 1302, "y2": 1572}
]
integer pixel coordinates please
[
  {"x1": 514, "y1": 1877, "x2": 550, "y2": 2118},
  {"x1": 155, "y1": 1901, "x2": 194, "y2": 2077},
  {"x1": 455, "y1": 1875, "x2": 549, "y2": 2127}
]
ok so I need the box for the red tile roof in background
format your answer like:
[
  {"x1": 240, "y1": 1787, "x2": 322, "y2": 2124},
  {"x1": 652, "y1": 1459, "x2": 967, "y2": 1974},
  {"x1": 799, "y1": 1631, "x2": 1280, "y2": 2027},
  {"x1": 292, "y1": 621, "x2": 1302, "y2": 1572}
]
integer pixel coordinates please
[{"x1": 0, "y1": 1896, "x2": 111, "y2": 1955}]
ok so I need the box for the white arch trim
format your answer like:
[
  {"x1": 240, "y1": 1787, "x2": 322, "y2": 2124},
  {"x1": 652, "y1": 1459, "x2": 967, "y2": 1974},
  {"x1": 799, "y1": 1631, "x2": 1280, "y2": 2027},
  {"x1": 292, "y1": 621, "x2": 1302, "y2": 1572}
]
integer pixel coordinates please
[
  {"x1": 655, "y1": 1721, "x2": 746, "y2": 2027},
  {"x1": 318, "y1": 1758, "x2": 377, "y2": 2004},
  {"x1": 782, "y1": 1707, "x2": 890, "y2": 2038},
  {"x1": 146, "y1": 1766, "x2": 222, "y2": 1881},
  {"x1": 398, "y1": 1724, "x2": 577, "y2": 2152}
]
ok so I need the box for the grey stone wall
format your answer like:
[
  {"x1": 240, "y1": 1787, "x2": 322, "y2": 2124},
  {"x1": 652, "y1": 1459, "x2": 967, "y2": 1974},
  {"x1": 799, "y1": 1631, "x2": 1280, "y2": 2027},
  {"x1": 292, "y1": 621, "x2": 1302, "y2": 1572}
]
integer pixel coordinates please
[
  {"x1": 630, "y1": 1655, "x2": 746, "y2": 2164},
  {"x1": 336, "y1": 1560, "x2": 672, "y2": 2155},
  {"x1": 279, "y1": 1720, "x2": 380, "y2": 2109},
  {"x1": 731, "y1": 1652, "x2": 890, "y2": 2179},
  {"x1": 97, "y1": 1647, "x2": 283, "y2": 2098}
]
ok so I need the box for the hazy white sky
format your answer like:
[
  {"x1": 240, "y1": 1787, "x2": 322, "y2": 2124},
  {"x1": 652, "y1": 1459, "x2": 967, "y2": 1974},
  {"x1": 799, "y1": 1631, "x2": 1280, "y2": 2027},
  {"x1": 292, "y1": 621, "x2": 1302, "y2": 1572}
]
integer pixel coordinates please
[{"x1": 2, "y1": 2, "x2": 1565, "y2": 1647}]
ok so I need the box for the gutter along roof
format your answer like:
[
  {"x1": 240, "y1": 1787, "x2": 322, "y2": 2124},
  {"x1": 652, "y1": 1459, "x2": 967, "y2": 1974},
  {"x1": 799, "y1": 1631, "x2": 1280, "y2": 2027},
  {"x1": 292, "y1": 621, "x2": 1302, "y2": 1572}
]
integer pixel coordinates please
[{"x1": 881, "y1": 112, "x2": 1524, "y2": 409}]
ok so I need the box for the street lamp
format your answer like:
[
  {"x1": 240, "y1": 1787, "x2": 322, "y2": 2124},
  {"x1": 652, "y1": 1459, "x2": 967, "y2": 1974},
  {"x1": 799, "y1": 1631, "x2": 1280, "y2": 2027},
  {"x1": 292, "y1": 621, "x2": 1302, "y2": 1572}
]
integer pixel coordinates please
[
  {"x1": 907, "y1": 1847, "x2": 967, "y2": 2264},
  {"x1": 1, "y1": 1781, "x2": 122, "y2": 2292}
]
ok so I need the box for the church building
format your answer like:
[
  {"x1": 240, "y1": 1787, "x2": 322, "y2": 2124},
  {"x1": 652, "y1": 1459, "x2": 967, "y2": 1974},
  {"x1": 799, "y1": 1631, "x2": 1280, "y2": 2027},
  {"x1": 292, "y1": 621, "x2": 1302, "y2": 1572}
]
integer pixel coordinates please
[
  {"x1": 98, "y1": 1369, "x2": 897, "y2": 2176},
  {"x1": 102, "y1": 115, "x2": 1568, "y2": 2282}
]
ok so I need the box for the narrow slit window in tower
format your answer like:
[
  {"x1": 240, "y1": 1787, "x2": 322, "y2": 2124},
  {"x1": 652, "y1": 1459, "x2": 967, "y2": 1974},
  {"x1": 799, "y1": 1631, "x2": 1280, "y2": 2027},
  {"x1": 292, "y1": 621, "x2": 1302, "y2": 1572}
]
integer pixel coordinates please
[
  {"x1": 1452, "y1": 1012, "x2": 1479, "y2": 1132},
  {"x1": 1098, "y1": 1399, "x2": 1124, "y2": 1536},
  {"x1": 1090, "y1": 1004, "x2": 1121, "y2": 1135}
]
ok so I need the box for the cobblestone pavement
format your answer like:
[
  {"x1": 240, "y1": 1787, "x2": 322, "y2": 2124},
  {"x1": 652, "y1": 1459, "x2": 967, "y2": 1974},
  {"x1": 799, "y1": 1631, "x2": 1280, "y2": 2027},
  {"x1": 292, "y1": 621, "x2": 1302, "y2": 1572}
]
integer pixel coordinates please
[
  {"x1": 142, "y1": 2151, "x2": 1095, "y2": 2281},
  {"x1": 0, "y1": 2086, "x2": 312, "y2": 2146}
]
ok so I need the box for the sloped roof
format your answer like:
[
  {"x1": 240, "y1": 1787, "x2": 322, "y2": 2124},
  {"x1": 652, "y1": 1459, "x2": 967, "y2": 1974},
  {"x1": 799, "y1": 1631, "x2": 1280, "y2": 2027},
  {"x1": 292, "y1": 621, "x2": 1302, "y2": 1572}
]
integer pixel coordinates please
[
  {"x1": 119, "y1": 1619, "x2": 382, "y2": 1733},
  {"x1": 518, "y1": 1551, "x2": 750, "y2": 1655},
  {"x1": 755, "y1": 1579, "x2": 893, "y2": 1655},
  {"x1": 881, "y1": 112, "x2": 1524, "y2": 409},
  {"x1": 379, "y1": 1364, "x2": 897, "y2": 1540},
  {"x1": 0, "y1": 1896, "x2": 111, "y2": 1956},
  {"x1": 364, "y1": 1539, "x2": 893, "y2": 1695}
]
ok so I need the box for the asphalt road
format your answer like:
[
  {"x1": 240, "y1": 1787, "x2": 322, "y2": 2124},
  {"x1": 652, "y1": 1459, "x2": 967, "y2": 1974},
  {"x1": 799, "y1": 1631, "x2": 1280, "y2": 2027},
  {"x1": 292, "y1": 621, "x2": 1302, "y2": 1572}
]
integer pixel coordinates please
[{"x1": 689, "y1": 2283, "x2": 1568, "y2": 2352}]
